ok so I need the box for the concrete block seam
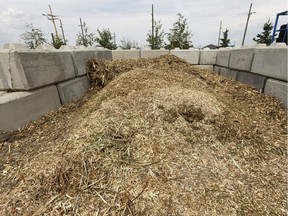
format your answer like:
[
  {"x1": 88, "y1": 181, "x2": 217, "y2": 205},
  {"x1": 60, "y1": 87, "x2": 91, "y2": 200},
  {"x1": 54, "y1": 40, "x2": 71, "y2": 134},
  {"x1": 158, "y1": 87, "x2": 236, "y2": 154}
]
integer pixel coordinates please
[
  {"x1": 8, "y1": 49, "x2": 13, "y2": 90},
  {"x1": 249, "y1": 51, "x2": 256, "y2": 72}
]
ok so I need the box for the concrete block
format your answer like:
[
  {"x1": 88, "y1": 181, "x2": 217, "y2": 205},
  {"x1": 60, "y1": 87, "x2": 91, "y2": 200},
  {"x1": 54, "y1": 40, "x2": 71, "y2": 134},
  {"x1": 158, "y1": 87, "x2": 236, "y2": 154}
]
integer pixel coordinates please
[
  {"x1": 219, "y1": 68, "x2": 238, "y2": 80},
  {"x1": 170, "y1": 50, "x2": 200, "y2": 64},
  {"x1": 251, "y1": 47, "x2": 288, "y2": 81},
  {"x1": 216, "y1": 49, "x2": 231, "y2": 67},
  {"x1": 140, "y1": 50, "x2": 169, "y2": 58},
  {"x1": 59, "y1": 45, "x2": 77, "y2": 50},
  {"x1": 71, "y1": 50, "x2": 96, "y2": 76},
  {"x1": 112, "y1": 50, "x2": 140, "y2": 60},
  {"x1": 199, "y1": 50, "x2": 217, "y2": 65},
  {"x1": 95, "y1": 50, "x2": 112, "y2": 60},
  {"x1": 194, "y1": 65, "x2": 214, "y2": 71},
  {"x1": 0, "y1": 50, "x2": 12, "y2": 90},
  {"x1": 213, "y1": 65, "x2": 221, "y2": 74},
  {"x1": 237, "y1": 71, "x2": 267, "y2": 92},
  {"x1": 3, "y1": 43, "x2": 26, "y2": 49},
  {"x1": 229, "y1": 48, "x2": 254, "y2": 71},
  {"x1": 57, "y1": 76, "x2": 90, "y2": 105},
  {"x1": 9, "y1": 50, "x2": 75, "y2": 90},
  {"x1": 36, "y1": 44, "x2": 56, "y2": 50},
  {"x1": 0, "y1": 85, "x2": 61, "y2": 132},
  {"x1": 264, "y1": 79, "x2": 287, "y2": 107}
]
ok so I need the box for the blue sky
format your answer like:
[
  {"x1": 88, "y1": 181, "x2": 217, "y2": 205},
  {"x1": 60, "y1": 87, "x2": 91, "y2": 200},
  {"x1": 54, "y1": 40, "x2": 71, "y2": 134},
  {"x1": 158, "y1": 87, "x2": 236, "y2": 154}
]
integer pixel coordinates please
[{"x1": 0, "y1": 0, "x2": 287, "y2": 48}]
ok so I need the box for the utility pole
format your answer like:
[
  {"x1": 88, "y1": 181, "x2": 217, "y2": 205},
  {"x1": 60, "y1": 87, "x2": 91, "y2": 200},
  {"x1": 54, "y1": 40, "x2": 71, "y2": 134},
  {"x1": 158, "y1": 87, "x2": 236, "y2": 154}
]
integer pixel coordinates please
[
  {"x1": 113, "y1": 32, "x2": 116, "y2": 45},
  {"x1": 218, "y1": 20, "x2": 222, "y2": 47},
  {"x1": 43, "y1": 5, "x2": 59, "y2": 38},
  {"x1": 242, "y1": 3, "x2": 255, "y2": 46},
  {"x1": 151, "y1": 4, "x2": 154, "y2": 49},
  {"x1": 59, "y1": 19, "x2": 66, "y2": 44},
  {"x1": 79, "y1": 18, "x2": 86, "y2": 46}
]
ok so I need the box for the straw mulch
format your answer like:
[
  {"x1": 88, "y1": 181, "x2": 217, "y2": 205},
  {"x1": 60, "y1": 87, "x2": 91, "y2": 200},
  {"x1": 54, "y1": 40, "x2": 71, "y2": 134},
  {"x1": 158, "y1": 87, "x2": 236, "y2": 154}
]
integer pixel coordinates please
[{"x1": 0, "y1": 55, "x2": 287, "y2": 215}]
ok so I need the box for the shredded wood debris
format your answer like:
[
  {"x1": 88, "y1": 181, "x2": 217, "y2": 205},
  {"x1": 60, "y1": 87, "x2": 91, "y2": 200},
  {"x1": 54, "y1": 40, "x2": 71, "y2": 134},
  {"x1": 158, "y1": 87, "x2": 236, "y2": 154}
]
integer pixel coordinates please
[{"x1": 0, "y1": 55, "x2": 287, "y2": 215}]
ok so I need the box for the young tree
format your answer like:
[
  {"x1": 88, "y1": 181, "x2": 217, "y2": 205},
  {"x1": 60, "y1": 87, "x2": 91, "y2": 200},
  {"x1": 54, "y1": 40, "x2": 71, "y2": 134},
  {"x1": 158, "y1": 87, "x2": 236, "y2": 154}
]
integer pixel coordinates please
[
  {"x1": 253, "y1": 19, "x2": 273, "y2": 45},
  {"x1": 167, "y1": 13, "x2": 192, "y2": 49},
  {"x1": 146, "y1": 20, "x2": 165, "y2": 49},
  {"x1": 76, "y1": 22, "x2": 96, "y2": 47},
  {"x1": 20, "y1": 23, "x2": 47, "y2": 49},
  {"x1": 220, "y1": 29, "x2": 231, "y2": 47},
  {"x1": 96, "y1": 28, "x2": 117, "y2": 50},
  {"x1": 51, "y1": 34, "x2": 67, "y2": 49},
  {"x1": 120, "y1": 37, "x2": 139, "y2": 50}
]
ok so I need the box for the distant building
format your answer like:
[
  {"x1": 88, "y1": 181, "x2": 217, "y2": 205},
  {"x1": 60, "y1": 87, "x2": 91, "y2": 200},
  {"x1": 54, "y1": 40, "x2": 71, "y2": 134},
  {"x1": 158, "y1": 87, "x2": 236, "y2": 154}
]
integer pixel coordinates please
[{"x1": 203, "y1": 44, "x2": 219, "y2": 49}]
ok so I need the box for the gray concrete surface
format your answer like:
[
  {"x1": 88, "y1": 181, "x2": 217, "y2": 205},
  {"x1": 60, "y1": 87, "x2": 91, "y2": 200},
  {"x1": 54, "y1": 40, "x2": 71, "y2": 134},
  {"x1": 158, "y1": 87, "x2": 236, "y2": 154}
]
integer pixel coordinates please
[
  {"x1": 216, "y1": 49, "x2": 231, "y2": 67},
  {"x1": 213, "y1": 66, "x2": 221, "y2": 74},
  {"x1": 237, "y1": 71, "x2": 267, "y2": 92},
  {"x1": 199, "y1": 50, "x2": 217, "y2": 65},
  {"x1": 71, "y1": 50, "x2": 96, "y2": 76},
  {"x1": 264, "y1": 78, "x2": 287, "y2": 107},
  {"x1": 141, "y1": 50, "x2": 169, "y2": 58},
  {"x1": 10, "y1": 50, "x2": 75, "y2": 90},
  {"x1": 99, "y1": 50, "x2": 113, "y2": 60},
  {"x1": 57, "y1": 76, "x2": 90, "y2": 105},
  {"x1": 229, "y1": 48, "x2": 254, "y2": 71},
  {"x1": 251, "y1": 47, "x2": 288, "y2": 81},
  {"x1": 170, "y1": 49, "x2": 200, "y2": 64},
  {"x1": 219, "y1": 68, "x2": 238, "y2": 80},
  {"x1": 0, "y1": 85, "x2": 61, "y2": 132},
  {"x1": 112, "y1": 50, "x2": 140, "y2": 60},
  {"x1": 0, "y1": 50, "x2": 11, "y2": 90}
]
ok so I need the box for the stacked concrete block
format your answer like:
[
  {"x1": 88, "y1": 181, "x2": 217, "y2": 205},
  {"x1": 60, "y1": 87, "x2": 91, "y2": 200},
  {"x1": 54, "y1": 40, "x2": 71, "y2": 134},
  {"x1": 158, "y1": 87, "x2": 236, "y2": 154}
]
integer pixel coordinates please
[
  {"x1": 97, "y1": 50, "x2": 113, "y2": 60},
  {"x1": 170, "y1": 49, "x2": 200, "y2": 64},
  {"x1": 0, "y1": 85, "x2": 61, "y2": 132},
  {"x1": 0, "y1": 50, "x2": 12, "y2": 90},
  {"x1": 70, "y1": 50, "x2": 96, "y2": 76},
  {"x1": 213, "y1": 66, "x2": 221, "y2": 74},
  {"x1": 36, "y1": 44, "x2": 56, "y2": 50},
  {"x1": 264, "y1": 79, "x2": 287, "y2": 107},
  {"x1": 57, "y1": 76, "x2": 90, "y2": 105},
  {"x1": 9, "y1": 50, "x2": 75, "y2": 90},
  {"x1": 140, "y1": 49, "x2": 169, "y2": 58},
  {"x1": 251, "y1": 46, "x2": 288, "y2": 81},
  {"x1": 199, "y1": 50, "x2": 217, "y2": 65},
  {"x1": 219, "y1": 68, "x2": 238, "y2": 80},
  {"x1": 112, "y1": 49, "x2": 140, "y2": 60},
  {"x1": 237, "y1": 71, "x2": 267, "y2": 92},
  {"x1": 229, "y1": 48, "x2": 254, "y2": 71},
  {"x1": 216, "y1": 48, "x2": 231, "y2": 67}
]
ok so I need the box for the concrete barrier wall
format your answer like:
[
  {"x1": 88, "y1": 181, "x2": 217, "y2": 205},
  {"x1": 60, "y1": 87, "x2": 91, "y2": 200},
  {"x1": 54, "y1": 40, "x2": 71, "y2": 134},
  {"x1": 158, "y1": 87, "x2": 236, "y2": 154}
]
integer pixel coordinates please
[{"x1": 0, "y1": 43, "x2": 287, "y2": 136}]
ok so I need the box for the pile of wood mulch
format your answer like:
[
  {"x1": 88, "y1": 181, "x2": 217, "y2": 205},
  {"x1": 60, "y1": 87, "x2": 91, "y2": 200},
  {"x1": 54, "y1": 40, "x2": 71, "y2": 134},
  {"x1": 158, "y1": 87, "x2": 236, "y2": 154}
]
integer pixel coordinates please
[{"x1": 0, "y1": 55, "x2": 287, "y2": 215}]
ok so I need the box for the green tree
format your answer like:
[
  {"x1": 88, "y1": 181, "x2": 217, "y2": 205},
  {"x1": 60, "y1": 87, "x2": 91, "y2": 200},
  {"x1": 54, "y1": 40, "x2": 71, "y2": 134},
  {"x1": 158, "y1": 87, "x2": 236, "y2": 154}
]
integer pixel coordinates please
[
  {"x1": 253, "y1": 19, "x2": 273, "y2": 45},
  {"x1": 20, "y1": 23, "x2": 47, "y2": 49},
  {"x1": 167, "y1": 13, "x2": 192, "y2": 49},
  {"x1": 220, "y1": 29, "x2": 231, "y2": 47},
  {"x1": 146, "y1": 20, "x2": 165, "y2": 49},
  {"x1": 120, "y1": 37, "x2": 139, "y2": 50},
  {"x1": 51, "y1": 34, "x2": 67, "y2": 49},
  {"x1": 76, "y1": 22, "x2": 96, "y2": 47},
  {"x1": 96, "y1": 28, "x2": 117, "y2": 50}
]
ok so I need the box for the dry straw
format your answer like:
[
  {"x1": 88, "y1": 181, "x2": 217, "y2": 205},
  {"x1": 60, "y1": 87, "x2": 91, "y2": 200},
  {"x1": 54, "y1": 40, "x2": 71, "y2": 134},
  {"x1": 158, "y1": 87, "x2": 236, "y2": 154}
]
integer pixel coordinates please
[{"x1": 0, "y1": 55, "x2": 287, "y2": 215}]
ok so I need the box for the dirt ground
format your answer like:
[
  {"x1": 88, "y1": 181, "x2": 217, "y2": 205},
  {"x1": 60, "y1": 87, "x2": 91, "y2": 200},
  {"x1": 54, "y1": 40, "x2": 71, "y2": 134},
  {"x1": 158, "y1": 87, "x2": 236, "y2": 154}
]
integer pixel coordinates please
[{"x1": 0, "y1": 55, "x2": 287, "y2": 215}]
